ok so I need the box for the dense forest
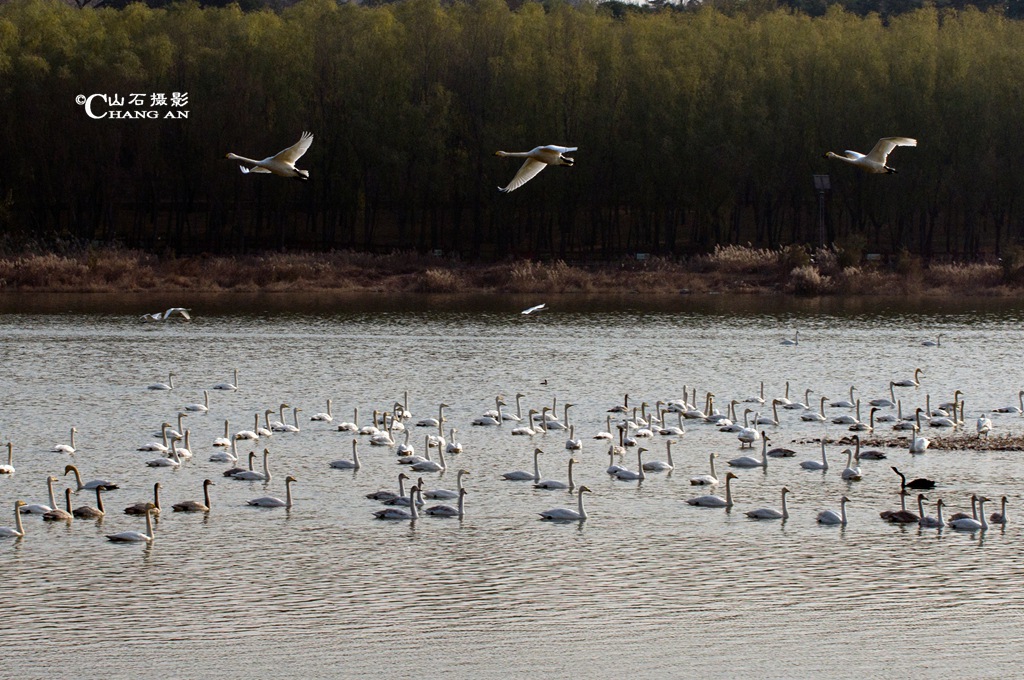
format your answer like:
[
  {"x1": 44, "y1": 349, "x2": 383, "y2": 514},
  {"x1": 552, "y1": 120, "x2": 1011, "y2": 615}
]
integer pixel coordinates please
[{"x1": 1, "y1": 0, "x2": 1024, "y2": 262}]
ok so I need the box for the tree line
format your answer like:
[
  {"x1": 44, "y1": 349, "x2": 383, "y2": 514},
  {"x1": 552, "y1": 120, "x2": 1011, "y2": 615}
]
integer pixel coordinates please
[{"x1": 1, "y1": 0, "x2": 1024, "y2": 262}]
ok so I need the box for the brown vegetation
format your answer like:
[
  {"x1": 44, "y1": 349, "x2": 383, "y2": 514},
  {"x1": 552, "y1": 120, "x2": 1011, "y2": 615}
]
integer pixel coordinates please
[{"x1": 1, "y1": 245, "x2": 1022, "y2": 297}]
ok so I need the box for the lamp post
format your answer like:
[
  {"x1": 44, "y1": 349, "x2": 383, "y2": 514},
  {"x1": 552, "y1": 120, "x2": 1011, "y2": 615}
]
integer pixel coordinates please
[{"x1": 813, "y1": 174, "x2": 831, "y2": 249}]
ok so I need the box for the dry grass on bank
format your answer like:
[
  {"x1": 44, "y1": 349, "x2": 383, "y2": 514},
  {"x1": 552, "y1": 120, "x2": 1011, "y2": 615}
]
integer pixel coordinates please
[{"x1": 0, "y1": 246, "x2": 1020, "y2": 296}]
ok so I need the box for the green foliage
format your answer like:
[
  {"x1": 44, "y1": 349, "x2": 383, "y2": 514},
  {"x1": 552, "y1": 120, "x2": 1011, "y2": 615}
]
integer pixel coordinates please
[{"x1": 0, "y1": 0, "x2": 1023, "y2": 261}]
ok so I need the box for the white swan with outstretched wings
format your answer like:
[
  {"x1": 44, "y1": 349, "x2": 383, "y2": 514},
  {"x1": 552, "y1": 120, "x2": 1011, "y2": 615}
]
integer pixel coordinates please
[
  {"x1": 824, "y1": 137, "x2": 916, "y2": 174},
  {"x1": 496, "y1": 145, "x2": 576, "y2": 193},
  {"x1": 227, "y1": 131, "x2": 313, "y2": 180}
]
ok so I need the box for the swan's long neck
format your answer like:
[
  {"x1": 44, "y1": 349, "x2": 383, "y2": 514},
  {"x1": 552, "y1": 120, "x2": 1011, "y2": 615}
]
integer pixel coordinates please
[
  {"x1": 95, "y1": 487, "x2": 105, "y2": 513},
  {"x1": 577, "y1": 490, "x2": 588, "y2": 520},
  {"x1": 263, "y1": 451, "x2": 271, "y2": 481},
  {"x1": 781, "y1": 491, "x2": 789, "y2": 519},
  {"x1": 936, "y1": 501, "x2": 944, "y2": 526},
  {"x1": 65, "y1": 488, "x2": 73, "y2": 513},
  {"x1": 821, "y1": 441, "x2": 828, "y2": 467},
  {"x1": 153, "y1": 484, "x2": 161, "y2": 510},
  {"x1": 232, "y1": 368, "x2": 239, "y2": 388},
  {"x1": 917, "y1": 496, "x2": 926, "y2": 518},
  {"x1": 352, "y1": 440, "x2": 360, "y2": 467},
  {"x1": 203, "y1": 483, "x2": 212, "y2": 509},
  {"x1": 437, "y1": 446, "x2": 447, "y2": 470},
  {"x1": 637, "y1": 450, "x2": 646, "y2": 480},
  {"x1": 145, "y1": 506, "x2": 154, "y2": 539},
  {"x1": 709, "y1": 454, "x2": 717, "y2": 479},
  {"x1": 6, "y1": 443, "x2": 12, "y2": 467},
  {"x1": 840, "y1": 499, "x2": 848, "y2": 525},
  {"x1": 409, "y1": 488, "x2": 419, "y2": 519},
  {"x1": 760, "y1": 438, "x2": 768, "y2": 467},
  {"x1": 47, "y1": 478, "x2": 57, "y2": 509},
  {"x1": 568, "y1": 459, "x2": 575, "y2": 489},
  {"x1": 979, "y1": 499, "x2": 989, "y2": 530},
  {"x1": 285, "y1": 480, "x2": 293, "y2": 508},
  {"x1": 725, "y1": 477, "x2": 734, "y2": 508},
  {"x1": 496, "y1": 150, "x2": 531, "y2": 158},
  {"x1": 666, "y1": 441, "x2": 674, "y2": 467},
  {"x1": 457, "y1": 489, "x2": 466, "y2": 518},
  {"x1": 533, "y1": 451, "x2": 541, "y2": 481},
  {"x1": 398, "y1": 475, "x2": 407, "y2": 497}
]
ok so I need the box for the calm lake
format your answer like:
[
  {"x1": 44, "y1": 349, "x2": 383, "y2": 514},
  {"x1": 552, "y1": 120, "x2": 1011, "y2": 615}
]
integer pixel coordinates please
[{"x1": 2, "y1": 292, "x2": 1023, "y2": 678}]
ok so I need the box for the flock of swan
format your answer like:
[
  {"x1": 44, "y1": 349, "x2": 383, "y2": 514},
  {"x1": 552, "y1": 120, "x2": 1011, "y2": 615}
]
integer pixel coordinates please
[
  {"x1": 225, "y1": 132, "x2": 915, "y2": 192},
  {"x1": 0, "y1": 343, "x2": 1014, "y2": 544}
]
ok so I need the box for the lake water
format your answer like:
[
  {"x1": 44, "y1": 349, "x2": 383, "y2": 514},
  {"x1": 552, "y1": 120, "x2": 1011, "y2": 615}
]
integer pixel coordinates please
[{"x1": 2, "y1": 293, "x2": 1023, "y2": 678}]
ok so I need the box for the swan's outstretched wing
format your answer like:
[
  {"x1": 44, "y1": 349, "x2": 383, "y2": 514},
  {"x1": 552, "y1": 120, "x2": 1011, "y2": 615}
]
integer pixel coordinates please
[
  {"x1": 866, "y1": 137, "x2": 917, "y2": 164},
  {"x1": 542, "y1": 145, "x2": 578, "y2": 154},
  {"x1": 522, "y1": 303, "x2": 546, "y2": 315},
  {"x1": 274, "y1": 131, "x2": 314, "y2": 165},
  {"x1": 163, "y1": 307, "x2": 191, "y2": 320},
  {"x1": 499, "y1": 158, "x2": 547, "y2": 193}
]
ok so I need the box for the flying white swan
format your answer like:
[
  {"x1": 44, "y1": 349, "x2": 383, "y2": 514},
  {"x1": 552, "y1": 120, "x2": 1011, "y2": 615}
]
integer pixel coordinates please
[
  {"x1": 687, "y1": 472, "x2": 738, "y2": 507},
  {"x1": 495, "y1": 145, "x2": 576, "y2": 193},
  {"x1": 425, "y1": 488, "x2": 467, "y2": 518},
  {"x1": 232, "y1": 448, "x2": 272, "y2": 481},
  {"x1": 329, "y1": 439, "x2": 361, "y2": 470},
  {"x1": 212, "y1": 368, "x2": 239, "y2": 391},
  {"x1": 124, "y1": 482, "x2": 162, "y2": 516},
  {"x1": 817, "y1": 496, "x2": 850, "y2": 525},
  {"x1": 247, "y1": 476, "x2": 297, "y2": 508},
  {"x1": 0, "y1": 501, "x2": 28, "y2": 538},
  {"x1": 64, "y1": 464, "x2": 118, "y2": 491},
  {"x1": 690, "y1": 453, "x2": 719, "y2": 486},
  {"x1": 310, "y1": 399, "x2": 334, "y2": 422},
  {"x1": 521, "y1": 303, "x2": 546, "y2": 315},
  {"x1": 172, "y1": 479, "x2": 215, "y2": 512},
  {"x1": 147, "y1": 372, "x2": 175, "y2": 390},
  {"x1": 745, "y1": 487, "x2": 790, "y2": 520},
  {"x1": 504, "y1": 448, "x2": 544, "y2": 481},
  {"x1": 141, "y1": 307, "x2": 191, "y2": 322},
  {"x1": 106, "y1": 504, "x2": 157, "y2": 543},
  {"x1": 184, "y1": 390, "x2": 210, "y2": 413},
  {"x1": 227, "y1": 131, "x2": 313, "y2": 180},
  {"x1": 21, "y1": 476, "x2": 60, "y2": 514},
  {"x1": 540, "y1": 485, "x2": 591, "y2": 521},
  {"x1": 0, "y1": 442, "x2": 14, "y2": 474},
  {"x1": 824, "y1": 136, "x2": 917, "y2": 174}
]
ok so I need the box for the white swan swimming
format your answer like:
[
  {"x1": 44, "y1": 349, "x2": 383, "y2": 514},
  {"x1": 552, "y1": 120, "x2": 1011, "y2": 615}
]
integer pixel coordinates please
[
  {"x1": 423, "y1": 469, "x2": 469, "y2": 500},
  {"x1": 801, "y1": 396, "x2": 828, "y2": 422},
  {"x1": 893, "y1": 367, "x2": 924, "y2": 388},
  {"x1": 800, "y1": 440, "x2": 829, "y2": 471},
  {"x1": 232, "y1": 448, "x2": 271, "y2": 481},
  {"x1": 173, "y1": 479, "x2": 215, "y2": 512},
  {"x1": 425, "y1": 488, "x2": 467, "y2": 518},
  {"x1": 106, "y1": 503, "x2": 157, "y2": 543},
  {"x1": 917, "y1": 495, "x2": 944, "y2": 529},
  {"x1": 993, "y1": 390, "x2": 1024, "y2": 414},
  {"x1": 310, "y1": 399, "x2": 333, "y2": 422},
  {"x1": 184, "y1": 390, "x2": 210, "y2": 413},
  {"x1": 124, "y1": 482, "x2": 162, "y2": 515},
  {"x1": 173, "y1": 429, "x2": 193, "y2": 460},
  {"x1": 535, "y1": 457, "x2": 577, "y2": 490},
  {"x1": 21, "y1": 475, "x2": 59, "y2": 514},
  {"x1": 417, "y1": 403, "x2": 448, "y2": 429},
  {"x1": 210, "y1": 436, "x2": 239, "y2": 463},
  {"x1": 870, "y1": 382, "x2": 897, "y2": 408},
  {"x1": 0, "y1": 501, "x2": 28, "y2": 537},
  {"x1": 410, "y1": 441, "x2": 447, "y2": 472},
  {"x1": 989, "y1": 496, "x2": 1008, "y2": 525},
  {"x1": 64, "y1": 464, "x2": 118, "y2": 491},
  {"x1": 52, "y1": 427, "x2": 77, "y2": 454},
  {"x1": 729, "y1": 435, "x2": 769, "y2": 468},
  {"x1": 817, "y1": 496, "x2": 850, "y2": 525},
  {"x1": 687, "y1": 472, "x2": 738, "y2": 507},
  {"x1": 643, "y1": 440, "x2": 675, "y2": 472},
  {"x1": 374, "y1": 485, "x2": 420, "y2": 520},
  {"x1": 329, "y1": 439, "x2": 361, "y2": 470},
  {"x1": 337, "y1": 406, "x2": 360, "y2": 432},
  {"x1": 495, "y1": 145, "x2": 576, "y2": 193},
  {"x1": 949, "y1": 497, "x2": 989, "y2": 531},
  {"x1": 0, "y1": 442, "x2": 14, "y2": 474},
  {"x1": 841, "y1": 449, "x2": 862, "y2": 481},
  {"x1": 513, "y1": 409, "x2": 539, "y2": 436},
  {"x1": 910, "y1": 415, "x2": 930, "y2": 454},
  {"x1": 690, "y1": 453, "x2": 719, "y2": 486},
  {"x1": 824, "y1": 136, "x2": 917, "y2": 174},
  {"x1": 212, "y1": 368, "x2": 239, "y2": 391},
  {"x1": 147, "y1": 372, "x2": 175, "y2": 390},
  {"x1": 540, "y1": 485, "x2": 591, "y2": 521},
  {"x1": 831, "y1": 386, "x2": 855, "y2": 409},
  {"x1": 367, "y1": 473, "x2": 409, "y2": 502},
  {"x1": 780, "y1": 330, "x2": 799, "y2": 346},
  {"x1": 247, "y1": 476, "x2": 296, "y2": 508},
  {"x1": 504, "y1": 448, "x2": 543, "y2": 481},
  {"x1": 615, "y1": 448, "x2": 647, "y2": 481},
  {"x1": 446, "y1": 428, "x2": 463, "y2": 454},
  {"x1": 745, "y1": 487, "x2": 790, "y2": 520},
  {"x1": 138, "y1": 423, "x2": 172, "y2": 452},
  {"x1": 921, "y1": 333, "x2": 943, "y2": 347},
  {"x1": 146, "y1": 447, "x2": 181, "y2": 468},
  {"x1": 564, "y1": 425, "x2": 583, "y2": 451},
  {"x1": 227, "y1": 131, "x2": 313, "y2": 180},
  {"x1": 234, "y1": 413, "x2": 262, "y2": 441}
]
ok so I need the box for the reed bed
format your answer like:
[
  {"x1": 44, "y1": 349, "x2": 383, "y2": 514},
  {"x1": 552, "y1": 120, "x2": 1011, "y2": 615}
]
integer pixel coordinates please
[{"x1": 0, "y1": 246, "x2": 1021, "y2": 296}]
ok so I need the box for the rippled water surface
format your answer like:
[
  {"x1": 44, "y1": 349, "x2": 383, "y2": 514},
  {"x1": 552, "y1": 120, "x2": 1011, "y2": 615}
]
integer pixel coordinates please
[{"x1": 2, "y1": 293, "x2": 1023, "y2": 678}]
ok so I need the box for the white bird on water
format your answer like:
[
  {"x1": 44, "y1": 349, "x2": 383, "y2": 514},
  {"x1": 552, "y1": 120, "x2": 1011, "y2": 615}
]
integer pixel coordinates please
[
  {"x1": 823, "y1": 137, "x2": 917, "y2": 174},
  {"x1": 227, "y1": 131, "x2": 313, "y2": 180},
  {"x1": 521, "y1": 303, "x2": 547, "y2": 315},
  {"x1": 495, "y1": 145, "x2": 576, "y2": 193},
  {"x1": 140, "y1": 307, "x2": 191, "y2": 322}
]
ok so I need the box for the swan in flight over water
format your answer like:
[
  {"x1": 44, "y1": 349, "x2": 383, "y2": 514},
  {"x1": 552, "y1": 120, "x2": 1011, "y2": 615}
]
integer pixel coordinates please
[
  {"x1": 823, "y1": 137, "x2": 917, "y2": 174},
  {"x1": 521, "y1": 303, "x2": 547, "y2": 315},
  {"x1": 227, "y1": 131, "x2": 313, "y2": 180},
  {"x1": 140, "y1": 307, "x2": 191, "y2": 321},
  {"x1": 495, "y1": 145, "x2": 576, "y2": 193}
]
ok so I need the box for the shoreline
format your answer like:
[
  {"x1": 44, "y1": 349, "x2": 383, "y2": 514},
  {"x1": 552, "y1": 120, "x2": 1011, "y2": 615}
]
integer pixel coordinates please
[{"x1": 1, "y1": 246, "x2": 1022, "y2": 297}]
